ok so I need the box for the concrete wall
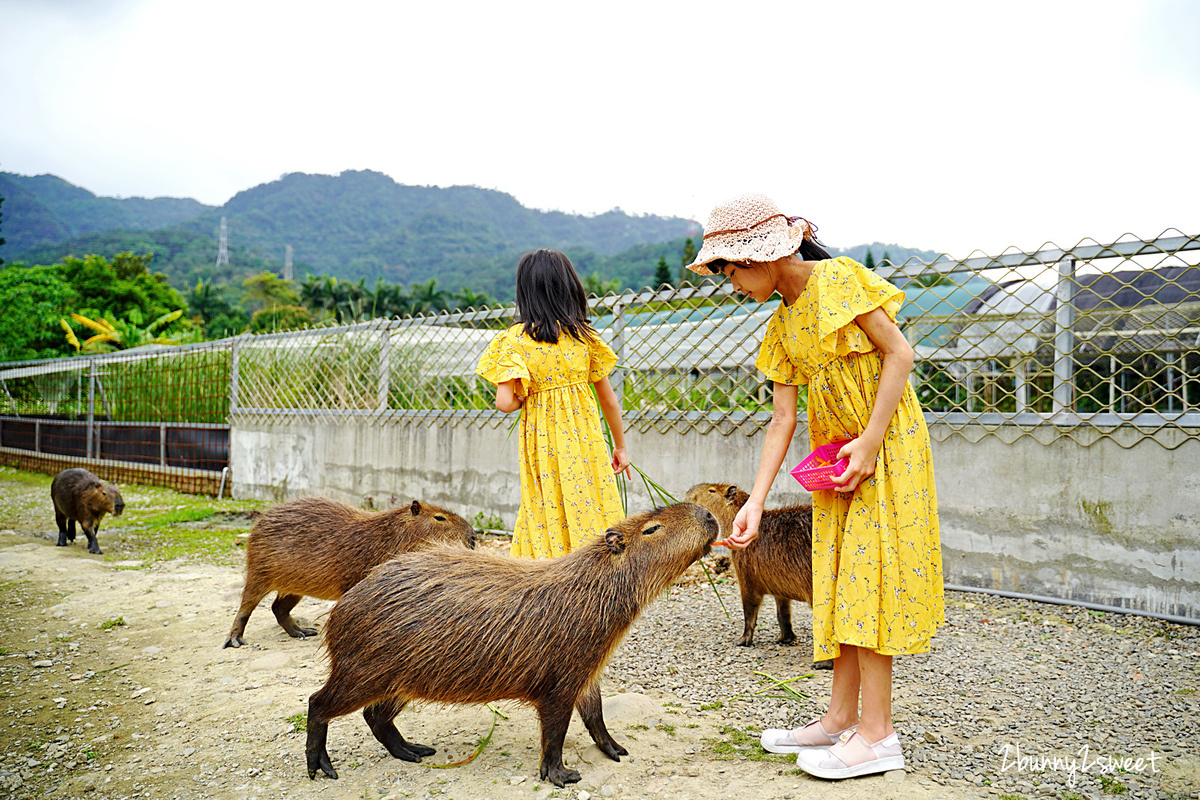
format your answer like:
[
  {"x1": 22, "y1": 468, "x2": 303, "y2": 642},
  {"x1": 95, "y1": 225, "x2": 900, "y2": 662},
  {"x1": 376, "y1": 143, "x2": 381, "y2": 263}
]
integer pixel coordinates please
[{"x1": 230, "y1": 417, "x2": 1200, "y2": 620}]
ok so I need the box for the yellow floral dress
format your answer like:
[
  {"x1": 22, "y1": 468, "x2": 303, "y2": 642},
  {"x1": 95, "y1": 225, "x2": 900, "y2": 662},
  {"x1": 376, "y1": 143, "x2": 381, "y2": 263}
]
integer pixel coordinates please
[
  {"x1": 476, "y1": 324, "x2": 625, "y2": 558},
  {"x1": 755, "y1": 257, "x2": 944, "y2": 659}
]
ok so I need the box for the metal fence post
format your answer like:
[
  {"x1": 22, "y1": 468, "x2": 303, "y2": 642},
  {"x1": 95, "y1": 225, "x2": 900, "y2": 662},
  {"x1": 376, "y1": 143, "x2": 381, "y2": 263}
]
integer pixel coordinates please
[
  {"x1": 611, "y1": 298, "x2": 626, "y2": 403},
  {"x1": 378, "y1": 327, "x2": 391, "y2": 411},
  {"x1": 1053, "y1": 257, "x2": 1076, "y2": 416},
  {"x1": 86, "y1": 361, "x2": 96, "y2": 459},
  {"x1": 230, "y1": 338, "x2": 241, "y2": 414}
]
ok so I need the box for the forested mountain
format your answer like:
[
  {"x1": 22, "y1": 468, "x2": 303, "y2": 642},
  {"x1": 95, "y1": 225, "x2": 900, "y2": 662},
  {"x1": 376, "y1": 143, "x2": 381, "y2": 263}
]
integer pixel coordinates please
[
  {"x1": 1, "y1": 169, "x2": 941, "y2": 302},
  {"x1": 1, "y1": 170, "x2": 696, "y2": 296},
  {"x1": 0, "y1": 173, "x2": 212, "y2": 255}
]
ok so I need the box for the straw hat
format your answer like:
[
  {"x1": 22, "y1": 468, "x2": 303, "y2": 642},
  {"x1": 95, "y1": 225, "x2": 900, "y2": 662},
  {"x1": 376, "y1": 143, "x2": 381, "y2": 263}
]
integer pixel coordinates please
[{"x1": 686, "y1": 193, "x2": 817, "y2": 275}]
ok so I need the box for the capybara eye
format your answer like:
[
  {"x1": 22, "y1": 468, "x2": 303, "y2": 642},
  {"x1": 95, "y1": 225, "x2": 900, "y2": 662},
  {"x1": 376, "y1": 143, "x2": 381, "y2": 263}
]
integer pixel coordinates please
[
  {"x1": 434, "y1": 515, "x2": 447, "y2": 522},
  {"x1": 641, "y1": 524, "x2": 662, "y2": 535}
]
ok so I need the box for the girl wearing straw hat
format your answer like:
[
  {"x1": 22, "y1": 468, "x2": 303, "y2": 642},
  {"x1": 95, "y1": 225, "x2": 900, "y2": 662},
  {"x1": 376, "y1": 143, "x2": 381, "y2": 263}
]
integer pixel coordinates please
[{"x1": 687, "y1": 194, "x2": 943, "y2": 779}]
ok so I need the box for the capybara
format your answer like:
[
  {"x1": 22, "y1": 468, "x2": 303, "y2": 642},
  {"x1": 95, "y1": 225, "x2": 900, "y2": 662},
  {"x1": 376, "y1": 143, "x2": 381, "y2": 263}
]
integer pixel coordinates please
[
  {"x1": 305, "y1": 502, "x2": 719, "y2": 787},
  {"x1": 685, "y1": 483, "x2": 832, "y2": 669},
  {"x1": 51, "y1": 468, "x2": 124, "y2": 555},
  {"x1": 224, "y1": 496, "x2": 476, "y2": 648}
]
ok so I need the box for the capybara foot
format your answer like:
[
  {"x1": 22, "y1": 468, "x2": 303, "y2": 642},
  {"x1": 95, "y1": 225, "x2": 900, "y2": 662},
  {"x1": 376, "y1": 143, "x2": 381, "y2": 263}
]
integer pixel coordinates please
[
  {"x1": 597, "y1": 739, "x2": 627, "y2": 761},
  {"x1": 306, "y1": 721, "x2": 337, "y2": 779},
  {"x1": 223, "y1": 634, "x2": 244, "y2": 649},
  {"x1": 814, "y1": 659, "x2": 834, "y2": 671},
  {"x1": 406, "y1": 742, "x2": 436, "y2": 758},
  {"x1": 88, "y1": 544, "x2": 103, "y2": 555},
  {"x1": 287, "y1": 625, "x2": 318, "y2": 638},
  {"x1": 540, "y1": 762, "x2": 581, "y2": 787},
  {"x1": 55, "y1": 537, "x2": 68, "y2": 547},
  {"x1": 777, "y1": 634, "x2": 797, "y2": 646},
  {"x1": 735, "y1": 636, "x2": 753, "y2": 647}
]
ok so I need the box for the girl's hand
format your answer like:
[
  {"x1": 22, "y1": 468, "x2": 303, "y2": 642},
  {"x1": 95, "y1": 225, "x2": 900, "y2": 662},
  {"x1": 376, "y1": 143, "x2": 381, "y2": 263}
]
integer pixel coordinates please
[
  {"x1": 727, "y1": 500, "x2": 763, "y2": 550},
  {"x1": 829, "y1": 436, "x2": 881, "y2": 493},
  {"x1": 610, "y1": 448, "x2": 632, "y2": 480}
]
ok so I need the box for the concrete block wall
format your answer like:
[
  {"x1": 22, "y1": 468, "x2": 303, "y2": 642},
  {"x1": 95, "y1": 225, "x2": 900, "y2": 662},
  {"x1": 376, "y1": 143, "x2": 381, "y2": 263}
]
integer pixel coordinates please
[{"x1": 230, "y1": 418, "x2": 1200, "y2": 620}]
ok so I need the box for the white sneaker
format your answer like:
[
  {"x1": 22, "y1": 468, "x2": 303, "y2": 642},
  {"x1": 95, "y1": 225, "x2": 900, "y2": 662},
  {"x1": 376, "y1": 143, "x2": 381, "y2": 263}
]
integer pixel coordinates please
[
  {"x1": 759, "y1": 718, "x2": 855, "y2": 754},
  {"x1": 795, "y1": 730, "x2": 905, "y2": 779}
]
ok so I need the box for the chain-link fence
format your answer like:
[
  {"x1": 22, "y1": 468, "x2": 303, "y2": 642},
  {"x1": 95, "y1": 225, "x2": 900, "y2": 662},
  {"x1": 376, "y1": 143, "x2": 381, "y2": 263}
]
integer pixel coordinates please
[
  {"x1": 2, "y1": 232, "x2": 1197, "y2": 484},
  {"x1": 0, "y1": 343, "x2": 231, "y2": 492}
]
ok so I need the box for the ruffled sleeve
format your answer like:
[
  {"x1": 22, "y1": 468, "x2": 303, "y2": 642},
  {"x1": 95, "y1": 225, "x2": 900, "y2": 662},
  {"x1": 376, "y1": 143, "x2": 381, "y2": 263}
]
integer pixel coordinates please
[
  {"x1": 814, "y1": 256, "x2": 905, "y2": 356},
  {"x1": 754, "y1": 307, "x2": 804, "y2": 385},
  {"x1": 586, "y1": 333, "x2": 618, "y2": 383},
  {"x1": 475, "y1": 326, "x2": 530, "y2": 387}
]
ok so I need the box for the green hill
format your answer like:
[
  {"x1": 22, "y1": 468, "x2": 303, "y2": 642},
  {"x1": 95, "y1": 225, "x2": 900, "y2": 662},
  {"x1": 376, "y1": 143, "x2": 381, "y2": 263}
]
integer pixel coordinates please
[
  {"x1": 0, "y1": 173, "x2": 213, "y2": 255},
  {"x1": 1, "y1": 170, "x2": 942, "y2": 301}
]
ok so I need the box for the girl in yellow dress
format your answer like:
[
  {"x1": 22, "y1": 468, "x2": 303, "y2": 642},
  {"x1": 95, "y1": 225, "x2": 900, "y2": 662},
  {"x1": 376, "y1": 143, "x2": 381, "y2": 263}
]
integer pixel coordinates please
[
  {"x1": 687, "y1": 194, "x2": 944, "y2": 780},
  {"x1": 476, "y1": 249, "x2": 633, "y2": 559}
]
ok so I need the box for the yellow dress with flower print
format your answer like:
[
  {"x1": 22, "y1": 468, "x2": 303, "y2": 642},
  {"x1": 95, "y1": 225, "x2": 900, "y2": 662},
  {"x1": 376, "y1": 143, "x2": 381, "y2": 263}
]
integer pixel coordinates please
[
  {"x1": 755, "y1": 257, "x2": 945, "y2": 659},
  {"x1": 476, "y1": 324, "x2": 625, "y2": 559}
]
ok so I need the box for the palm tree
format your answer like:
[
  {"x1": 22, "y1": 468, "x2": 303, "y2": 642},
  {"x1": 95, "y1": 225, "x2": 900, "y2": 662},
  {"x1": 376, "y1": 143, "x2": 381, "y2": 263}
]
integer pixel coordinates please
[
  {"x1": 62, "y1": 309, "x2": 186, "y2": 353},
  {"x1": 451, "y1": 287, "x2": 494, "y2": 312},
  {"x1": 409, "y1": 279, "x2": 450, "y2": 316}
]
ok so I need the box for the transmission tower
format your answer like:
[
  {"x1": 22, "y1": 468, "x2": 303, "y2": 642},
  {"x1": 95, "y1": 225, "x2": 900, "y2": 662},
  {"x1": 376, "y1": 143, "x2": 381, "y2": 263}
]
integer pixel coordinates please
[
  {"x1": 215, "y1": 216, "x2": 231, "y2": 273},
  {"x1": 284, "y1": 244, "x2": 294, "y2": 282}
]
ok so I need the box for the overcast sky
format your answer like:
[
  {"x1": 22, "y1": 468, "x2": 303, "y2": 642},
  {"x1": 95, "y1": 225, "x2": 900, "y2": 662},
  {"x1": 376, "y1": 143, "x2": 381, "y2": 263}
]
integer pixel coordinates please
[{"x1": 1, "y1": 0, "x2": 1197, "y2": 258}]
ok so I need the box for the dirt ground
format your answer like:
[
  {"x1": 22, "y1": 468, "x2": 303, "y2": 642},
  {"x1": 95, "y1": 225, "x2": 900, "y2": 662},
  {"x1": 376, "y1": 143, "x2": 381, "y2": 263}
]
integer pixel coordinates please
[{"x1": 0, "y1": 470, "x2": 1004, "y2": 800}]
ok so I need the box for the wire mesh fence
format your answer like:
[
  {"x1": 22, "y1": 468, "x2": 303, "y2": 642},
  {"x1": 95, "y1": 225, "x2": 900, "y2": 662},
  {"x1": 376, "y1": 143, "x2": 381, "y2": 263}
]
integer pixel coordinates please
[
  {"x1": 0, "y1": 343, "x2": 232, "y2": 492},
  {"x1": 2, "y1": 231, "x2": 1197, "y2": 481}
]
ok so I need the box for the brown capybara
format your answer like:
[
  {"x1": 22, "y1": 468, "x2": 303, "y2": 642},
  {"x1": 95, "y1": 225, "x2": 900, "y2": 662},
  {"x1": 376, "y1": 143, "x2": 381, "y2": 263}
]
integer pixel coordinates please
[
  {"x1": 305, "y1": 502, "x2": 719, "y2": 787},
  {"x1": 224, "y1": 496, "x2": 476, "y2": 648},
  {"x1": 51, "y1": 468, "x2": 124, "y2": 555},
  {"x1": 685, "y1": 483, "x2": 832, "y2": 670}
]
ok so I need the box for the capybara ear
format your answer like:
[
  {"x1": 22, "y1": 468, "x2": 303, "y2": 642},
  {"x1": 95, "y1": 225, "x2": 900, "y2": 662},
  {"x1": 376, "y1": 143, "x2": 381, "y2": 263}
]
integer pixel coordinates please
[
  {"x1": 410, "y1": 500, "x2": 422, "y2": 516},
  {"x1": 604, "y1": 529, "x2": 625, "y2": 554},
  {"x1": 725, "y1": 485, "x2": 739, "y2": 501}
]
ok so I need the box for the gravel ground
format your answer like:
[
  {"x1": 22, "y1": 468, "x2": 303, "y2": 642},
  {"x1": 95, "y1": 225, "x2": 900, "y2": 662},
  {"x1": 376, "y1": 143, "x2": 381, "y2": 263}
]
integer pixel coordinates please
[{"x1": 0, "y1": 471, "x2": 1196, "y2": 800}]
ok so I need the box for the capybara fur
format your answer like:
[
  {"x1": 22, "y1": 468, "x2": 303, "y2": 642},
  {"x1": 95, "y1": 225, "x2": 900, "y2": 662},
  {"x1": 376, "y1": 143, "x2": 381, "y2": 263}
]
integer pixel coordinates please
[
  {"x1": 305, "y1": 502, "x2": 719, "y2": 787},
  {"x1": 685, "y1": 483, "x2": 832, "y2": 669},
  {"x1": 51, "y1": 468, "x2": 124, "y2": 555},
  {"x1": 224, "y1": 497, "x2": 476, "y2": 648}
]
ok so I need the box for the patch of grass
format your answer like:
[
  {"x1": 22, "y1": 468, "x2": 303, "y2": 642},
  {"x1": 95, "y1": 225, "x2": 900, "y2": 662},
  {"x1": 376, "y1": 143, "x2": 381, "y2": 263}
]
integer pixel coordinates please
[
  {"x1": 1100, "y1": 776, "x2": 1128, "y2": 794},
  {"x1": 656, "y1": 724, "x2": 676, "y2": 735},
  {"x1": 99, "y1": 616, "x2": 125, "y2": 630},
  {"x1": 286, "y1": 713, "x2": 306, "y2": 733},
  {"x1": 998, "y1": 794, "x2": 1025, "y2": 800},
  {"x1": 627, "y1": 724, "x2": 649, "y2": 731},
  {"x1": 700, "y1": 702, "x2": 724, "y2": 711},
  {"x1": 703, "y1": 725, "x2": 792, "y2": 764}
]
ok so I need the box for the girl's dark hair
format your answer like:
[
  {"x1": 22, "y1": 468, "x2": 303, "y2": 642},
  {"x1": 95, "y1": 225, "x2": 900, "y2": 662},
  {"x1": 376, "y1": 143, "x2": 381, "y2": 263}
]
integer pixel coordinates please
[{"x1": 515, "y1": 249, "x2": 596, "y2": 344}]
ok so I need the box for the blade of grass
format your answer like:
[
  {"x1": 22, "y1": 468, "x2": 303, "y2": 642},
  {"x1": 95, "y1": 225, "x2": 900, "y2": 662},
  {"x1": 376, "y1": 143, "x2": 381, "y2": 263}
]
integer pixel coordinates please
[{"x1": 425, "y1": 704, "x2": 505, "y2": 769}]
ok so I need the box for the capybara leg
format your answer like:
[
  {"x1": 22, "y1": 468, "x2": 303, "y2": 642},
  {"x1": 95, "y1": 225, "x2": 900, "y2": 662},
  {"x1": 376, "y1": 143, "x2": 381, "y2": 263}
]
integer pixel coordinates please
[
  {"x1": 67, "y1": 518, "x2": 76, "y2": 542},
  {"x1": 814, "y1": 658, "x2": 834, "y2": 670},
  {"x1": 83, "y1": 526, "x2": 102, "y2": 555},
  {"x1": 736, "y1": 589, "x2": 764, "y2": 646},
  {"x1": 306, "y1": 696, "x2": 338, "y2": 779},
  {"x1": 55, "y1": 512, "x2": 69, "y2": 547},
  {"x1": 775, "y1": 597, "x2": 797, "y2": 645},
  {"x1": 363, "y1": 697, "x2": 434, "y2": 761},
  {"x1": 224, "y1": 580, "x2": 273, "y2": 648},
  {"x1": 575, "y1": 683, "x2": 626, "y2": 761},
  {"x1": 272, "y1": 593, "x2": 318, "y2": 638},
  {"x1": 537, "y1": 699, "x2": 581, "y2": 787}
]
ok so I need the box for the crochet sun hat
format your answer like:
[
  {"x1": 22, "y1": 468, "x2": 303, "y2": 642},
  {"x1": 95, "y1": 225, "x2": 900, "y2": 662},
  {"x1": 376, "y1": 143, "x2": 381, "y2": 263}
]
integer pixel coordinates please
[{"x1": 686, "y1": 193, "x2": 817, "y2": 275}]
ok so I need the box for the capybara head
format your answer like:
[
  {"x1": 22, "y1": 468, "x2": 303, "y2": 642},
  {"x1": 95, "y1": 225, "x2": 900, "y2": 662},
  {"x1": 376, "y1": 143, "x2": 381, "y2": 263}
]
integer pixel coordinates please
[
  {"x1": 591, "y1": 502, "x2": 719, "y2": 604},
  {"x1": 684, "y1": 483, "x2": 747, "y2": 538},
  {"x1": 403, "y1": 500, "x2": 476, "y2": 550},
  {"x1": 83, "y1": 479, "x2": 124, "y2": 517}
]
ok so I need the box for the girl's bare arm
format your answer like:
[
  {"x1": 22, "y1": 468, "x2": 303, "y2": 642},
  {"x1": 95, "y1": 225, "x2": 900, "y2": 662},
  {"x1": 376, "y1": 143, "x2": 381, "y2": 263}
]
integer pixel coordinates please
[
  {"x1": 593, "y1": 376, "x2": 632, "y2": 478},
  {"x1": 728, "y1": 382, "x2": 798, "y2": 549},
  {"x1": 831, "y1": 306, "x2": 915, "y2": 492},
  {"x1": 495, "y1": 379, "x2": 523, "y2": 413}
]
